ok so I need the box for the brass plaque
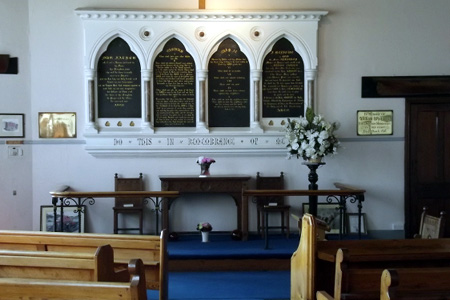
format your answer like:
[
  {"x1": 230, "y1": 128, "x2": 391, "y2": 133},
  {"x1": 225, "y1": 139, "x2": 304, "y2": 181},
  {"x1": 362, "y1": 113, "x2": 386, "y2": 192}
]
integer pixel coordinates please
[
  {"x1": 262, "y1": 38, "x2": 304, "y2": 118},
  {"x1": 39, "y1": 112, "x2": 76, "y2": 138},
  {"x1": 208, "y1": 38, "x2": 250, "y2": 127},
  {"x1": 97, "y1": 38, "x2": 141, "y2": 118},
  {"x1": 154, "y1": 38, "x2": 196, "y2": 127},
  {"x1": 357, "y1": 110, "x2": 393, "y2": 136}
]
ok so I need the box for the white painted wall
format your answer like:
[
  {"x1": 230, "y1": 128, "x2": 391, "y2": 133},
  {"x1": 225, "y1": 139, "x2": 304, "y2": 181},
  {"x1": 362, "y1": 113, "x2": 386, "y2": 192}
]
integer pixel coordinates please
[
  {"x1": 1, "y1": 0, "x2": 449, "y2": 234},
  {"x1": 0, "y1": 0, "x2": 32, "y2": 230}
]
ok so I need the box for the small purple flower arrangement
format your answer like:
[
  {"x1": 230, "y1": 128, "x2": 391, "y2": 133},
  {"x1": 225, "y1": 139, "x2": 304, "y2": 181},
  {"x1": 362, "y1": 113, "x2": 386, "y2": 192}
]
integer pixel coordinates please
[
  {"x1": 197, "y1": 222, "x2": 212, "y2": 232},
  {"x1": 197, "y1": 156, "x2": 215, "y2": 176},
  {"x1": 196, "y1": 156, "x2": 216, "y2": 165}
]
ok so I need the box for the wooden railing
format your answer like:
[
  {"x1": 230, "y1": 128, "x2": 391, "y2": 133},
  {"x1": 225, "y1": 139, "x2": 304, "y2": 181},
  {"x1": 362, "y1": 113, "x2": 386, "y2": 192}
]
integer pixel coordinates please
[
  {"x1": 49, "y1": 191, "x2": 179, "y2": 233},
  {"x1": 242, "y1": 183, "x2": 366, "y2": 241},
  {"x1": 50, "y1": 183, "x2": 365, "y2": 241}
]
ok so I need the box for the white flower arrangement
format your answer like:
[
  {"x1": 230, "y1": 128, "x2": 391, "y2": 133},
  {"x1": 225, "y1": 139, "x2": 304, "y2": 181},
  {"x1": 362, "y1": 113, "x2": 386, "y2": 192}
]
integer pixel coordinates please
[{"x1": 285, "y1": 107, "x2": 340, "y2": 161}]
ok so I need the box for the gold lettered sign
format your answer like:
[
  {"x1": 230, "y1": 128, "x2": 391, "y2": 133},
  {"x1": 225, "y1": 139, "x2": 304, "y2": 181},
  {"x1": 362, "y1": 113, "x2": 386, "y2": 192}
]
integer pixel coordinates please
[{"x1": 357, "y1": 110, "x2": 393, "y2": 136}]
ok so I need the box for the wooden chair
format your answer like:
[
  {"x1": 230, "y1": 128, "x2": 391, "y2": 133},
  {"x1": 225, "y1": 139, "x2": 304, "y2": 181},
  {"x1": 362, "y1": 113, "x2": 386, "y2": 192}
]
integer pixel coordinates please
[
  {"x1": 256, "y1": 172, "x2": 290, "y2": 238},
  {"x1": 414, "y1": 206, "x2": 446, "y2": 239},
  {"x1": 113, "y1": 173, "x2": 145, "y2": 234}
]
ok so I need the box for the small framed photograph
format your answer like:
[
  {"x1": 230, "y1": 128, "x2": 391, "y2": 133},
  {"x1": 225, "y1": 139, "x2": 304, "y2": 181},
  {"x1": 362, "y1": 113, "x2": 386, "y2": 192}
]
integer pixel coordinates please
[
  {"x1": 303, "y1": 203, "x2": 342, "y2": 234},
  {"x1": 347, "y1": 213, "x2": 367, "y2": 235},
  {"x1": 38, "y1": 112, "x2": 76, "y2": 138},
  {"x1": 40, "y1": 205, "x2": 85, "y2": 233},
  {"x1": 0, "y1": 113, "x2": 24, "y2": 138}
]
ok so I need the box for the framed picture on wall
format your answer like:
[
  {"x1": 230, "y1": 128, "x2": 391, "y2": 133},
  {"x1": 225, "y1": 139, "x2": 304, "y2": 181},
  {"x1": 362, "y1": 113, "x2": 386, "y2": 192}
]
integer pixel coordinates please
[
  {"x1": 38, "y1": 112, "x2": 76, "y2": 138},
  {"x1": 347, "y1": 213, "x2": 368, "y2": 235},
  {"x1": 40, "y1": 205, "x2": 85, "y2": 233},
  {"x1": 0, "y1": 113, "x2": 24, "y2": 138},
  {"x1": 303, "y1": 203, "x2": 342, "y2": 234}
]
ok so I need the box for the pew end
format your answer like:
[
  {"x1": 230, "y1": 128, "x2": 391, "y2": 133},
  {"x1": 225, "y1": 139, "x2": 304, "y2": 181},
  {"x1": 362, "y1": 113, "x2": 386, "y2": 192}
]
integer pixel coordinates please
[
  {"x1": 317, "y1": 291, "x2": 335, "y2": 300},
  {"x1": 380, "y1": 268, "x2": 450, "y2": 300},
  {"x1": 291, "y1": 213, "x2": 330, "y2": 300},
  {"x1": 380, "y1": 269, "x2": 398, "y2": 300}
]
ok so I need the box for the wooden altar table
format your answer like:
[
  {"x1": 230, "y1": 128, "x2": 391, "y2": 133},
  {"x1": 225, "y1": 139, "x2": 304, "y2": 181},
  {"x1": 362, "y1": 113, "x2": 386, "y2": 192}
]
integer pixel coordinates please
[{"x1": 159, "y1": 175, "x2": 251, "y2": 235}]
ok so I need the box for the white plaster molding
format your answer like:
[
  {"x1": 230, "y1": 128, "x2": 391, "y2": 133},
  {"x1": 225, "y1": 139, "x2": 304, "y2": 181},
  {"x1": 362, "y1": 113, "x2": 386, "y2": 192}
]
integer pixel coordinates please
[
  {"x1": 75, "y1": 8, "x2": 327, "y2": 156},
  {"x1": 75, "y1": 9, "x2": 328, "y2": 22}
]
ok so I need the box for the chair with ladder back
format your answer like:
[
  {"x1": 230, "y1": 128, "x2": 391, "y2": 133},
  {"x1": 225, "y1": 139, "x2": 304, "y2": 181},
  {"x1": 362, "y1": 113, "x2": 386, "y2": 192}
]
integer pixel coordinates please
[{"x1": 113, "y1": 173, "x2": 145, "y2": 234}]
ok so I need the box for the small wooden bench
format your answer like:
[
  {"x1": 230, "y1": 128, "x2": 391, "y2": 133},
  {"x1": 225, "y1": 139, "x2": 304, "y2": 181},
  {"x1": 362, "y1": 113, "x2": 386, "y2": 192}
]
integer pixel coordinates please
[
  {"x1": 0, "y1": 245, "x2": 128, "y2": 282},
  {"x1": 291, "y1": 214, "x2": 450, "y2": 300},
  {"x1": 0, "y1": 258, "x2": 147, "y2": 300},
  {"x1": 380, "y1": 268, "x2": 450, "y2": 300},
  {"x1": 0, "y1": 230, "x2": 167, "y2": 300}
]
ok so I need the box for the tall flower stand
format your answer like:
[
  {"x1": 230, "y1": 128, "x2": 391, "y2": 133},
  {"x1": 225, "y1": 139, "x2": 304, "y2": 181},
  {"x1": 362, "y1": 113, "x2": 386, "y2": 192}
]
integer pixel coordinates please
[{"x1": 302, "y1": 161, "x2": 326, "y2": 216}]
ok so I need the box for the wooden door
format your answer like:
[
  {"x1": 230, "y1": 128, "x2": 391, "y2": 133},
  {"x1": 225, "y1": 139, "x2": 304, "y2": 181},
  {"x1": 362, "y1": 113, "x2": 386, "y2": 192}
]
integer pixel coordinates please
[{"x1": 405, "y1": 98, "x2": 450, "y2": 237}]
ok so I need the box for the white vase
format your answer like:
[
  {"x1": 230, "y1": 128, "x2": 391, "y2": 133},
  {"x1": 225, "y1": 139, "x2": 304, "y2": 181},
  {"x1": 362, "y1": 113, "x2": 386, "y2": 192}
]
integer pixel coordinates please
[{"x1": 201, "y1": 231, "x2": 209, "y2": 242}]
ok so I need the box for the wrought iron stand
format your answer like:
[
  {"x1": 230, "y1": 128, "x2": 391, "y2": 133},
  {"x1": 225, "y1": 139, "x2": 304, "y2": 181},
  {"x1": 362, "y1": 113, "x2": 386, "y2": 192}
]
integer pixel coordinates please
[
  {"x1": 50, "y1": 191, "x2": 179, "y2": 234},
  {"x1": 302, "y1": 161, "x2": 326, "y2": 217}
]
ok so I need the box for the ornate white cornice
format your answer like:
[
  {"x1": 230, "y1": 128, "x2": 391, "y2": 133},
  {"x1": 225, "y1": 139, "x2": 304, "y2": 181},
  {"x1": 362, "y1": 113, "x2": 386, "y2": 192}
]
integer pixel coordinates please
[{"x1": 75, "y1": 9, "x2": 328, "y2": 22}]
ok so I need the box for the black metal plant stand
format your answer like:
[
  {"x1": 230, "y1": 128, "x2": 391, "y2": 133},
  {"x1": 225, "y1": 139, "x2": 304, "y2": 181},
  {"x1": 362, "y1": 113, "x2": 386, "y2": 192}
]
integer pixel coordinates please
[{"x1": 302, "y1": 161, "x2": 325, "y2": 217}]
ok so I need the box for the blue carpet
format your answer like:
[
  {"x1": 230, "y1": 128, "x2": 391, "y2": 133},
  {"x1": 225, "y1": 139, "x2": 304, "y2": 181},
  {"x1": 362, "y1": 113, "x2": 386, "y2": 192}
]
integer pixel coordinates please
[
  {"x1": 167, "y1": 233, "x2": 299, "y2": 259},
  {"x1": 148, "y1": 234, "x2": 294, "y2": 299},
  {"x1": 156, "y1": 232, "x2": 378, "y2": 299},
  {"x1": 148, "y1": 270, "x2": 290, "y2": 300}
]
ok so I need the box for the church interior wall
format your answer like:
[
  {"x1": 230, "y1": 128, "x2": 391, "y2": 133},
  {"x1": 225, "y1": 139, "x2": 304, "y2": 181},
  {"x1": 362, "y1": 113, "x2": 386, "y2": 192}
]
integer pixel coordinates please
[{"x1": 0, "y1": 0, "x2": 449, "y2": 235}]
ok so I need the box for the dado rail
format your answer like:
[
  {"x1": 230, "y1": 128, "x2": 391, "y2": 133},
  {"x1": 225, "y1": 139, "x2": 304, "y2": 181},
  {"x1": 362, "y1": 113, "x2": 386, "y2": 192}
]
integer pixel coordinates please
[{"x1": 241, "y1": 183, "x2": 365, "y2": 241}]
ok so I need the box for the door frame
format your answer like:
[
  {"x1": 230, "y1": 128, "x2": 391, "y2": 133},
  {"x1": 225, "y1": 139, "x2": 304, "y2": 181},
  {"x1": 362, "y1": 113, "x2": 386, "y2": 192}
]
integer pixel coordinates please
[
  {"x1": 362, "y1": 76, "x2": 450, "y2": 238},
  {"x1": 404, "y1": 97, "x2": 450, "y2": 237}
]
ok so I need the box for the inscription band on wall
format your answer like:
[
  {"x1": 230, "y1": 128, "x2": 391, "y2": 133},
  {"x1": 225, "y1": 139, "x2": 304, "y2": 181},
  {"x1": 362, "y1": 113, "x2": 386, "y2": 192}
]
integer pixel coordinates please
[{"x1": 105, "y1": 136, "x2": 287, "y2": 149}]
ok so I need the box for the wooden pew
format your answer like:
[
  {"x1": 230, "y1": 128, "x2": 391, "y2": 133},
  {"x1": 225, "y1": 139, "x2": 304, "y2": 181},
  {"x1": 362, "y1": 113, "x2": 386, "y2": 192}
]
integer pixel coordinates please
[
  {"x1": 334, "y1": 246, "x2": 450, "y2": 299},
  {"x1": 380, "y1": 268, "x2": 450, "y2": 300},
  {"x1": 317, "y1": 246, "x2": 450, "y2": 300},
  {"x1": 0, "y1": 245, "x2": 128, "y2": 282},
  {"x1": 291, "y1": 213, "x2": 450, "y2": 300},
  {"x1": 0, "y1": 258, "x2": 147, "y2": 300},
  {"x1": 0, "y1": 230, "x2": 168, "y2": 300}
]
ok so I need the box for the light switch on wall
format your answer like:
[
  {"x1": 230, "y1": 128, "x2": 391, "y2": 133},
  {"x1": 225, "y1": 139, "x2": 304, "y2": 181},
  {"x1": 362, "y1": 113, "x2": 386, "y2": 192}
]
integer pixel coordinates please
[{"x1": 8, "y1": 146, "x2": 23, "y2": 157}]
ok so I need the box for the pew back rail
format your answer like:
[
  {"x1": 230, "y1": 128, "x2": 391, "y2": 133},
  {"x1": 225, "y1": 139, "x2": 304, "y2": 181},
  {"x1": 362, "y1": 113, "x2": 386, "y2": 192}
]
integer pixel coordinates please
[
  {"x1": 0, "y1": 258, "x2": 147, "y2": 300},
  {"x1": 0, "y1": 245, "x2": 128, "y2": 282},
  {"x1": 0, "y1": 230, "x2": 168, "y2": 300}
]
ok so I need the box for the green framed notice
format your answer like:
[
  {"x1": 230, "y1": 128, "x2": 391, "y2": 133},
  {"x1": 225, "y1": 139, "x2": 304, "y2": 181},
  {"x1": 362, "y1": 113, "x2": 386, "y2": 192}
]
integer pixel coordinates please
[{"x1": 357, "y1": 110, "x2": 393, "y2": 136}]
